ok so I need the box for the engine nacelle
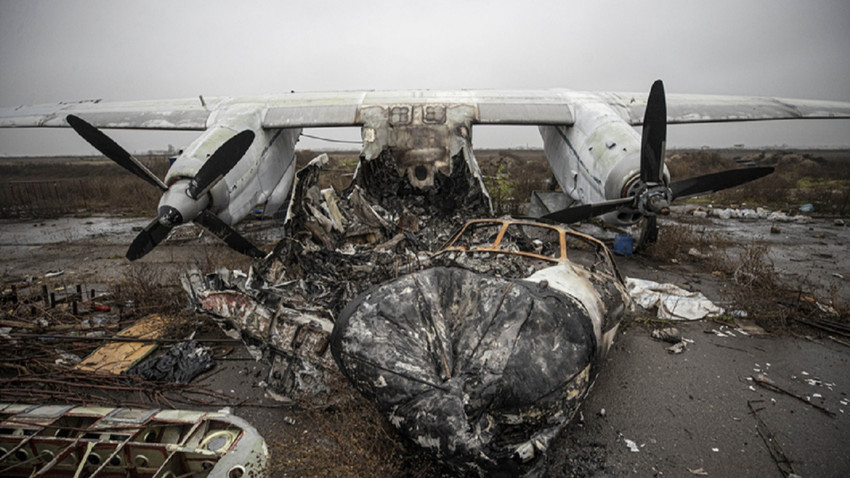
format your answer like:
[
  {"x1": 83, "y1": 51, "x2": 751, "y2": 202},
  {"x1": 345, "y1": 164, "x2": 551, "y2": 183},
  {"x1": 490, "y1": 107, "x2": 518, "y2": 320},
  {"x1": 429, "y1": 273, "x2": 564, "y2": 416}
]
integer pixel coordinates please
[{"x1": 541, "y1": 101, "x2": 669, "y2": 226}]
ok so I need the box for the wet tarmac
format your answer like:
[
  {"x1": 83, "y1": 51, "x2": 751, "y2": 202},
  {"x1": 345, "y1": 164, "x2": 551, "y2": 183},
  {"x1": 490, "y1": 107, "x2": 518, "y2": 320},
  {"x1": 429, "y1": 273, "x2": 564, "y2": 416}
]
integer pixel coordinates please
[
  {"x1": 1, "y1": 211, "x2": 849, "y2": 477},
  {"x1": 553, "y1": 319, "x2": 850, "y2": 477}
]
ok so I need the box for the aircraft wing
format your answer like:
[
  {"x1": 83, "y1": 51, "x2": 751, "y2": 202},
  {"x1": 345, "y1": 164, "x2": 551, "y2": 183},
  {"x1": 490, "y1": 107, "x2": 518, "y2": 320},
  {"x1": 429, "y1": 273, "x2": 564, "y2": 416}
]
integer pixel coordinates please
[
  {"x1": 0, "y1": 98, "x2": 213, "y2": 130},
  {"x1": 600, "y1": 92, "x2": 850, "y2": 125},
  {"x1": 1, "y1": 89, "x2": 849, "y2": 130},
  {"x1": 0, "y1": 90, "x2": 579, "y2": 130}
]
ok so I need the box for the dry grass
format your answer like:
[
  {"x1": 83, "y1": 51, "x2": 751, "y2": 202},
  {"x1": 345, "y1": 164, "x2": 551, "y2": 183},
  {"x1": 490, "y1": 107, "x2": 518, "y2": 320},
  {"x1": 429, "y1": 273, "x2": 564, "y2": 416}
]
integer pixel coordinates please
[
  {"x1": 641, "y1": 223, "x2": 725, "y2": 262},
  {"x1": 644, "y1": 224, "x2": 848, "y2": 328},
  {"x1": 716, "y1": 242, "x2": 846, "y2": 328},
  {"x1": 269, "y1": 380, "x2": 441, "y2": 478},
  {"x1": 479, "y1": 151, "x2": 551, "y2": 215},
  {"x1": 667, "y1": 150, "x2": 850, "y2": 214},
  {"x1": 0, "y1": 157, "x2": 168, "y2": 218}
]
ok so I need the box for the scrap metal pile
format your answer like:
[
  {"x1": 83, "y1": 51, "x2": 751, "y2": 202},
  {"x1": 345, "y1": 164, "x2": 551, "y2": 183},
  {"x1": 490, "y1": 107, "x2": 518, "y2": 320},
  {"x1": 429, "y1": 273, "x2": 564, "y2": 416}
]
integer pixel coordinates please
[
  {"x1": 186, "y1": 150, "x2": 632, "y2": 476},
  {"x1": 184, "y1": 149, "x2": 492, "y2": 400}
]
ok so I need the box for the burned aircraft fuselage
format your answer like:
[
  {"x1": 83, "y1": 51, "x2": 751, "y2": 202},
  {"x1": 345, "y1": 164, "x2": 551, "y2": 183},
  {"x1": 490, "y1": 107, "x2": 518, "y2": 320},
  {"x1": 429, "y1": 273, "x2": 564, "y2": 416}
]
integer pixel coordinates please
[
  {"x1": 185, "y1": 150, "x2": 631, "y2": 475},
  {"x1": 330, "y1": 219, "x2": 631, "y2": 475}
]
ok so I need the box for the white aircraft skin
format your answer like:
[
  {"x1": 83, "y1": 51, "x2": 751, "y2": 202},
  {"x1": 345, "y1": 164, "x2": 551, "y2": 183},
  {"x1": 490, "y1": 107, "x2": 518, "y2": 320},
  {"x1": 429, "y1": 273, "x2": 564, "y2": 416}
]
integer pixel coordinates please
[
  {"x1": 540, "y1": 100, "x2": 670, "y2": 226},
  {"x1": 162, "y1": 106, "x2": 301, "y2": 226}
]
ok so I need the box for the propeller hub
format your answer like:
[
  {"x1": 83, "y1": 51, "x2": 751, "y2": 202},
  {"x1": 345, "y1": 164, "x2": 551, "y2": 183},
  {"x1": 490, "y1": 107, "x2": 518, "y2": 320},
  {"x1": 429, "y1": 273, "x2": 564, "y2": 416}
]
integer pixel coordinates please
[
  {"x1": 647, "y1": 193, "x2": 671, "y2": 216},
  {"x1": 157, "y1": 180, "x2": 210, "y2": 227},
  {"x1": 158, "y1": 205, "x2": 183, "y2": 227},
  {"x1": 636, "y1": 184, "x2": 673, "y2": 217}
]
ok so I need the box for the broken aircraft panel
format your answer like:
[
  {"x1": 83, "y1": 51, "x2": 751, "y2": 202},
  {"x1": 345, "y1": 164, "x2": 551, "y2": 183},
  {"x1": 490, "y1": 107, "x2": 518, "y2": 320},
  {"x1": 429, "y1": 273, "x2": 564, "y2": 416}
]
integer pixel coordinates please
[
  {"x1": 331, "y1": 219, "x2": 631, "y2": 475},
  {"x1": 182, "y1": 265, "x2": 339, "y2": 401},
  {"x1": 0, "y1": 403, "x2": 267, "y2": 478}
]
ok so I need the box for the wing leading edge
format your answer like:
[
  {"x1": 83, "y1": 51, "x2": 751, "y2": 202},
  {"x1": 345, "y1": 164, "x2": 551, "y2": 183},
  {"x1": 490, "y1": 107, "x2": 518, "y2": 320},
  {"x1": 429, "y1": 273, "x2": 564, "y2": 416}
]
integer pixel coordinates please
[
  {"x1": 1, "y1": 89, "x2": 849, "y2": 131},
  {"x1": 600, "y1": 92, "x2": 850, "y2": 125}
]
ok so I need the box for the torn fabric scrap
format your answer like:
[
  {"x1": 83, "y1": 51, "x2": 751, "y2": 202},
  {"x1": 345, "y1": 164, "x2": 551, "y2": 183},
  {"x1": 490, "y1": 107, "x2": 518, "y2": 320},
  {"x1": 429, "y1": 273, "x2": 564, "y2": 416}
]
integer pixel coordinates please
[{"x1": 625, "y1": 277, "x2": 724, "y2": 320}]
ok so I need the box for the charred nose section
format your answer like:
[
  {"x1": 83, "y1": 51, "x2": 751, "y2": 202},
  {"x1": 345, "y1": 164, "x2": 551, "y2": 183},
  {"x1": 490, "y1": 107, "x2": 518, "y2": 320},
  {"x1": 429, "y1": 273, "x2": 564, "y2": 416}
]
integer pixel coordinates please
[
  {"x1": 158, "y1": 205, "x2": 183, "y2": 227},
  {"x1": 331, "y1": 266, "x2": 597, "y2": 473}
]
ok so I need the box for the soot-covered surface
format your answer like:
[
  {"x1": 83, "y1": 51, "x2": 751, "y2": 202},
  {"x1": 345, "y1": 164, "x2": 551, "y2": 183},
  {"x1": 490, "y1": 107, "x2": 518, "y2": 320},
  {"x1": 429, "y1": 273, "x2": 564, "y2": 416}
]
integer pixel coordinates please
[{"x1": 331, "y1": 266, "x2": 598, "y2": 476}]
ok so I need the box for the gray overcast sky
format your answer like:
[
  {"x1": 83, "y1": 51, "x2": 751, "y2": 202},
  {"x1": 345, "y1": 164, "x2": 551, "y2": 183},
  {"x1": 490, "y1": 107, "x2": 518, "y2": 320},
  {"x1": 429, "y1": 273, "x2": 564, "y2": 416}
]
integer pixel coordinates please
[{"x1": 1, "y1": 0, "x2": 849, "y2": 155}]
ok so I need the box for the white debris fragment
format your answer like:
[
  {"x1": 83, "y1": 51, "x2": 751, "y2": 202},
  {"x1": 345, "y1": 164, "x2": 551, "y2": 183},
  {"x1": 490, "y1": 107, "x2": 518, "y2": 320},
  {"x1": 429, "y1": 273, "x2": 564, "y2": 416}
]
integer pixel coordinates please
[
  {"x1": 712, "y1": 447, "x2": 719, "y2": 452},
  {"x1": 625, "y1": 278, "x2": 724, "y2": 320},
  {"x1": 0, "y1": 327, "x2": 13, "y2": 341},
  {"x1": 625, "y1": 439, "x2": 640, "y2": 453},
  {"x1": 749, "y1": 385, "x2": 757, "y2": 392}
]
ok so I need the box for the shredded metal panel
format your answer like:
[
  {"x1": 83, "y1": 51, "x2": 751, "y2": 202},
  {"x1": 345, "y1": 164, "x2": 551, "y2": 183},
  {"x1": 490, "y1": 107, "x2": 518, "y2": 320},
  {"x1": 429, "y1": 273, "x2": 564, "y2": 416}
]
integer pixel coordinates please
[{"x1": 0, "y1": 403, "x2": 268, "y2": 477}]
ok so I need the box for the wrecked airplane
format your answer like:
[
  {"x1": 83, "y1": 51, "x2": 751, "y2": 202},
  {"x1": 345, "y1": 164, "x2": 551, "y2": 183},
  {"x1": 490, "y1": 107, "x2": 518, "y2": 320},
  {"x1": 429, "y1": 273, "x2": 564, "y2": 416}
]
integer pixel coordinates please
[
  {"x1": 5, "y1": 80, "x2": 846, "y2": 258},
  {"x1": 18, "y1": 80, "x2": 838, "y2": 474},
  {"x1": 184, "y1": 144, "x2": 630, "y2": 474}
]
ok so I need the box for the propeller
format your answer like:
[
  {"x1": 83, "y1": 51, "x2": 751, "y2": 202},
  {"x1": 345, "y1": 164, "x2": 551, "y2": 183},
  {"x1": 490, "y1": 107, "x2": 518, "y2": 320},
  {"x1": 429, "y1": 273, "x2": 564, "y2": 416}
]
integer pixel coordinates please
[
  {"x1": 640, "y1": 80, "x2": 666, "y2": 186},
  {"x1": 67, "y1": 115, "x2": 167, "y2": 191},
  {"x1": 670, "y1": 167, "x2": 775, "y2": 200},
  {"x1": 187, "y1": 130, "x2": 255, "y2": 199},
  {"x1": 66, "y1": 115, "x2": 263, "y2": 261},
  {"x1": 542, "y1": 80, "x2": 775, "y2": 247},
  {"x1": 194, "y1": 210, "x2": 265, "y2": 258}
]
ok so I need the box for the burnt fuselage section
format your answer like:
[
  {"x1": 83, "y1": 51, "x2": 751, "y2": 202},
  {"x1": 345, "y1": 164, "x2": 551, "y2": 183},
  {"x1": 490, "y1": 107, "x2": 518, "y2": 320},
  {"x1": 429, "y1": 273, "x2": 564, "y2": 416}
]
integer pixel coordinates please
[{"x1": 331, "y1": 219, "x2": 630, "y2": 475}]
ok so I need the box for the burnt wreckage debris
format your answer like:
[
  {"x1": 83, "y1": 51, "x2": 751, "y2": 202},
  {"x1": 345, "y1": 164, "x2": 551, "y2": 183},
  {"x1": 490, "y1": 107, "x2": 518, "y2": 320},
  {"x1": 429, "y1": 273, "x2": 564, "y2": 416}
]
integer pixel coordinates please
[
  {"x1": 184, "y1": 148, "x2": 492, "y2": 401},
  {"x1": 331, "y1": 219, "x2": 629, "y2": 475},
  {"x1": 331, "y1": 267, "x2": 596, "y2": 474},
  {"x1": 185, "y1": 149, "x2": 631, "y2": 475}
]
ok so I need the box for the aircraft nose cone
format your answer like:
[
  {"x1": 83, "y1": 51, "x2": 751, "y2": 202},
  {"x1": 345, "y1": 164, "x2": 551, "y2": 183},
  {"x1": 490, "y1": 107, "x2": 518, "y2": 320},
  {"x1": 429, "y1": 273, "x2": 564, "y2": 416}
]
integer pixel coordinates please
[{"x1": 158, "y1": 205, "x2": 183, "y2": 227}]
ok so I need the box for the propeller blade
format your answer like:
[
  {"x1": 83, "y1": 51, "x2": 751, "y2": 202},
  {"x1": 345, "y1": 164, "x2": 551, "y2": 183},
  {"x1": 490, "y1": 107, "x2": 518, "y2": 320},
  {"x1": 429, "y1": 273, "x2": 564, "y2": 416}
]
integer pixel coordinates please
[
  {"x1": 637, "y1": 215, "x2": 658, "y2": 248},
  {"x1": 670, "y1": 167, "x2": 775, "y2": 200},
  {"x1": 542, "y1": 197, "x2": 634, "y2": 224},
  {"x1": 194, "y1": 210, "x2": 265, "y2": 258},
  {"x1": 127, "y1": 219, "x2": 172, "y2": 261},
  {"x1": 640, "y1": 80, "x2": 667, "y2": 184},
  {"x1": 187, "y1": 130, "x2": 255, "y2": 199},
  {"x1": 66, "y1": 115, "x2": 168, "y2": 191}
]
